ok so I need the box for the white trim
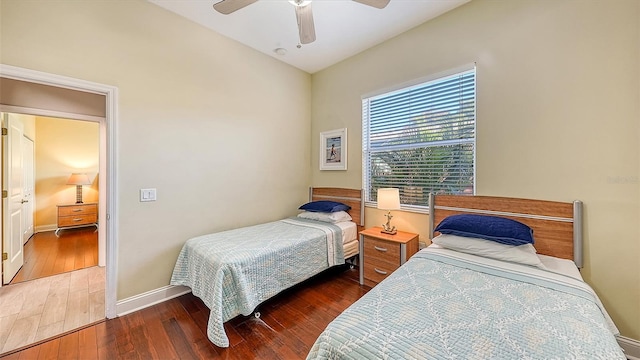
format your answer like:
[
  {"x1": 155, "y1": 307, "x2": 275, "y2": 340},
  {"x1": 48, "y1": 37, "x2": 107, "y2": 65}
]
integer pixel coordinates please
[
  {"x1": 116, "y1": 285, "x2": 191, "y2": 316},
  {"x1": 0, "y1": 64, "x2": 118, "y2": 319},
  {"x1": 34, "y1": 224, "x2": 57, "y2": 233},
  {"x1": 618, "y1": 336, "x2": 640, "y2": 360},
  {"x1": 0, "y1": 105, "x2": 105, "y2": 123}
]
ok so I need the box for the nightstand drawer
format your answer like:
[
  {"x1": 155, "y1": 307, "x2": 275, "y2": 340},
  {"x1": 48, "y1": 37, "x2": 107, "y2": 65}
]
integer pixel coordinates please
[
  {"x1": 363, "y1": 237, "x2": 400, "y2": 264},
  {"x1": 59, "y1": 204, "x2": 97, "y2": 217},
  {"x1": 58, "y1": 213, "x2": 97, "y2": 227},
  {"x1": 364, "y1": 257, "x2": 399, "y2": 284},
  {"x1": 359, "y1": 227, "x2": 420, "y2": 287},
  {"x1": 56, "y1": 203, "x2": 99, "y2": 236}
]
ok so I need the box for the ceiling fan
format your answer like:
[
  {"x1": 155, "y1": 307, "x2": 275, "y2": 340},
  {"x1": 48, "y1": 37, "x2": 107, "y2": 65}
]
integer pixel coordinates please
[{"x1": 212, "y1": 0, "x2": 390, "y2": 45}]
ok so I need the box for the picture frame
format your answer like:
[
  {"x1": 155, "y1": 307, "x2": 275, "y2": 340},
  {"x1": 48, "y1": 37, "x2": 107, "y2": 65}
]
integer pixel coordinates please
[{"x1": 320, "y1": 128, "x2": 347, "y2": 170}]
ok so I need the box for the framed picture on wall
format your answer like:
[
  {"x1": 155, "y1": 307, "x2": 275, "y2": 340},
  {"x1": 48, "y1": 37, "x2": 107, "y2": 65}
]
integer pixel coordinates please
[{"x1": 320, "y1": 128, "x2": 347, "y2": 170}]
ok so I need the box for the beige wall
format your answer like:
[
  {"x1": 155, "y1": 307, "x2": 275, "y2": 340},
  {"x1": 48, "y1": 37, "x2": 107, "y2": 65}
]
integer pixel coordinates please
[
  {"x1": 34, "y1": 117, "x2": 99, "y2": 228},
  {"x1": 311, "y1": 0, "x2": 640, "y2": 339},
  {"x1": 0, "y1": 0, "x2": 312, "y2": 299}
]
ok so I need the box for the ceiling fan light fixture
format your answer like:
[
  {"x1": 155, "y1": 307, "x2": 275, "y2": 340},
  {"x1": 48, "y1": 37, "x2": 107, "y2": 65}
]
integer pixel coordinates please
[{"x1": 289, "y1": 0, "x2": 311, "y2": 7}]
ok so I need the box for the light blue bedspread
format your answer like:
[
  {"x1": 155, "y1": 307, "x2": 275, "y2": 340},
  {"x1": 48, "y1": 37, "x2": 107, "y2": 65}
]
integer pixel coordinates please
[
  {"x1": 170, "y1": 218, "x2": 344, "y2": 347},
  {"x1": 308, "y1": 248, "x2": 625, "y2": 360}
]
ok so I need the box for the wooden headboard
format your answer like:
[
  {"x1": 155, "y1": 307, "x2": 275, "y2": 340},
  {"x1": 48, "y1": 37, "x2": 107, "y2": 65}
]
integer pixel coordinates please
[
  {"x1": 429, "y1": 194, "x2": 583, "y2": 268},
  {"x1": 309, "y1": 187, "x2": 364, "y2": 231}
]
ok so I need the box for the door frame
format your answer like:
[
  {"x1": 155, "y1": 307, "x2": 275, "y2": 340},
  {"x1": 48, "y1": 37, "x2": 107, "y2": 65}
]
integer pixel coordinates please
[
  {"x1": 0, "y1": 64, "x2": 118, "y2": 318},
  {"x1": 22, "y1": 134, "x2": 34, "y2": 244}
]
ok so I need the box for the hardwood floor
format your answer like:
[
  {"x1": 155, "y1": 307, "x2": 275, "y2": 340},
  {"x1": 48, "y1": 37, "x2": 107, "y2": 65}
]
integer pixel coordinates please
[
  {"x1": 10, "y1": 228, "x2": 98, "y2": 285},
  {"x1": 1, "y1": 265, "x2": 368, "y2": 360}
]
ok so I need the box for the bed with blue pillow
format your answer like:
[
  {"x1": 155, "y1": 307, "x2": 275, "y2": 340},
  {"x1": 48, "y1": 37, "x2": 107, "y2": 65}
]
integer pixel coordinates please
[
  {"x1": 307, "y1": 194, "x2": 625, "y2": 360},
  {"x1": 170, "y1": 187, "x2": 363, "y2": 348}
]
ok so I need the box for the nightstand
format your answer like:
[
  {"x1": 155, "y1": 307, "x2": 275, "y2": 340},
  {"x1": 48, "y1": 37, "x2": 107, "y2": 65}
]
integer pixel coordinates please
[
  {"x1": 358, "y1": 227, "x2": 419, "y2": 287},
  {"x1": 56, "y1": 203, "x2": 98, "y2": 236}
]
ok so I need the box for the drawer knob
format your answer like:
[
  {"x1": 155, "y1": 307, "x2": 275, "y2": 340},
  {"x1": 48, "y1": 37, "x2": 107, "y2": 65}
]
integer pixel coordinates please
[
  {"x1": 73, "y1": 218, "x2": 83, "y2": 222},
  {"x1": 374, "y1": 246, "x2": 388, "y2": 252},
  {"x1": 374, "y1": 268, "x2": 388, "y2": 275},
  {"x1": 73, "y1": 209, "x2": 83, "y2": 212}
]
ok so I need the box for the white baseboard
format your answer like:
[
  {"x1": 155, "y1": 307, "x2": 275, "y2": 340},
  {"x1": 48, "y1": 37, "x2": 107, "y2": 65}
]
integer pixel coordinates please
[
  {"x1": 35, "y1": 224, "x2": 57, "y2": 233},
  {"x1": 116, "y1": 285, "x2": 191, "y2": 316},
  {"x1": 618, "y1": 336, "x2": 640, "y2": 360}
]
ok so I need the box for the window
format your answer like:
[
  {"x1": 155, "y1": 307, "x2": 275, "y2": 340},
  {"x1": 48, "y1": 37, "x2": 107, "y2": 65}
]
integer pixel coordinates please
[{"x1": 362, "y1": 66, "x2": 476, "y2": 210}]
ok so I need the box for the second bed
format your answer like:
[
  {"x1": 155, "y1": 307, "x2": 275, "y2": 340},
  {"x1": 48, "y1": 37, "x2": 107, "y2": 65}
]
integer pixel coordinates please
[{"x1": 170, "y1": 187, "x2": 363, "y2": 348}]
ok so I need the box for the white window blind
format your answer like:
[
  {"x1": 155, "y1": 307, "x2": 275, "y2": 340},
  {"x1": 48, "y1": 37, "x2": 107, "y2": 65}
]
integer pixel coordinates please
[{"x1": 362, "y1": 67, "x2": 476, "y2": 209}]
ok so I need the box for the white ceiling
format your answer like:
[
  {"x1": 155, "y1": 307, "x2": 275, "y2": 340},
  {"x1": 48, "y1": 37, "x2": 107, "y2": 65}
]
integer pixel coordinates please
[{"x1": 148, "y1": 0, "x2": 470, "y2": 73}]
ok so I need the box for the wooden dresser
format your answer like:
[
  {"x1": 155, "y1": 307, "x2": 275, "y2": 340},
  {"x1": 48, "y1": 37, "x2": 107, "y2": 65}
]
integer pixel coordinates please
[
  {"x1": 56, "y1": 203, "x2": 98, "y2": 236},
  {"x1": 358, "y1": 227, "x2": 419, "y2": 287}
]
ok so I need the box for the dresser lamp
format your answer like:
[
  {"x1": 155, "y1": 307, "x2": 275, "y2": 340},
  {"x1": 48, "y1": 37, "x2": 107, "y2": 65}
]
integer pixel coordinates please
[
  {"x1": 67, "y1": 173, "x2": 91, "y2": 204},
  {"x1": 377, "y1": 188, "x2": 400, "y2": 235}
]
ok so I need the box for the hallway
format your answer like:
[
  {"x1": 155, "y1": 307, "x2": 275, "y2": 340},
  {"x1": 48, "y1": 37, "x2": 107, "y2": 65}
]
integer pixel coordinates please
[
  {"x1": 0, "y1": 228, "x2": 104, "y2": 355},
  {"x1": 0, "y1": 266, "x2": 105, "y2": 355}
]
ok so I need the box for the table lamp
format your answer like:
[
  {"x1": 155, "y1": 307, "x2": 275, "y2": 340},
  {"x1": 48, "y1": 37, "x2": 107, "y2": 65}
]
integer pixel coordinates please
[
  {"x1": 67, "y1": 173, "x2": 91, "y2": 204},
  {"x1": 377, "y1": 188, "x2": 400, "y2": 235}
]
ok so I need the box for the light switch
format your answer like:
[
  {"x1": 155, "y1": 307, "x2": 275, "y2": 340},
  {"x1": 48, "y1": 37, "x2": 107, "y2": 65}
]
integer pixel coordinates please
[{"x1": 140, "y1": 188, "x2": 157, "y2": 202}]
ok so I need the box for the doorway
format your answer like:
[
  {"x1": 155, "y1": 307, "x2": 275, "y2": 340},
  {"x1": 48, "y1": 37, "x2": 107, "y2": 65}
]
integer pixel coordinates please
[
  {"x1": 0, "y1": 65, "x2": 117, "y2": 333},
  {"x1": 3, "y1": 114, "x2": 100, "y2": 285}
]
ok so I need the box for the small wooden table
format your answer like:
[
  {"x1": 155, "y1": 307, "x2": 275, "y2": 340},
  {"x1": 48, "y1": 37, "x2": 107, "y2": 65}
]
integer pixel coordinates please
[
  {"x1": 358, "y1": 227, "x2": 419, "y2": 287},
  {"x1": 56, "y1": 203, "x2": 98, "y2": 236}
]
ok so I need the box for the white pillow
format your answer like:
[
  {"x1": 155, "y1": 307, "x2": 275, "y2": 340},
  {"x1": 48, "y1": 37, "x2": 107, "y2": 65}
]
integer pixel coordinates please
[
  {"x1": 297, "y1": 210, "x2": 352, "y2": 223},
  {"x1": 431, "y1": 234, "x2": 546, "y2": 269}
]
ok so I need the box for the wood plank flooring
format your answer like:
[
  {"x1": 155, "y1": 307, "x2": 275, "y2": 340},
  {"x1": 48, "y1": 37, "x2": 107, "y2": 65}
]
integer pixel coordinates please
[
  {"x1": 10, "y1": 228, "x2": 98, "y2": 285},
  {"x1": 1, "y1": 228, "x2": 104, "y2": 356},
  {"x1": 0, "y1": 266, "x2": 105, "y2": 355},
  {"x1": 1, "y1": 265, "x2": 368, "y2": 359}
]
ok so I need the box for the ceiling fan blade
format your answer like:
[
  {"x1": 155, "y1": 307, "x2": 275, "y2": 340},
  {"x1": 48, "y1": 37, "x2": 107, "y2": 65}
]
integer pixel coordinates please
[
  {"x1": 295, "y1": 3, "x2": 316, "y2": 44},
  {"x1": 213, "y1": 0, "x2": 258, "y2": 15},
  {"x1": 352, "y1": 0, "x2": 390, "y2": 9}
]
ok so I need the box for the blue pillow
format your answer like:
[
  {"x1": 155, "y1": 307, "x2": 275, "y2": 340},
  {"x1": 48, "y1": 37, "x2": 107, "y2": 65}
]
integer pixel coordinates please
[
  {"x1": 434, "y1": 214, "x2": 534, "y2": 246},
  {"x1": 299, "y1": 200, "x2": 351, "y2": 213}
]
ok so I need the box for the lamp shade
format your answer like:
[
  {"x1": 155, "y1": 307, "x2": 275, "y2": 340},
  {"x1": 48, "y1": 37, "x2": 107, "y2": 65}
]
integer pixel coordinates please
[
  {"x1": 377, "y1": 188, "x2": 400, "y2": 210},
  {"x1": 66, "y1": 173, "x2": 91, "y2": 185}
]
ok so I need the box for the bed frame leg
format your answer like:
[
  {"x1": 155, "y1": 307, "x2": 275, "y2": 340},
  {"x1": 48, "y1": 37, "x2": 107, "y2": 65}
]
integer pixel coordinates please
[{"x1": 346, "y1": 255, "x2": 358, "y2": 270}]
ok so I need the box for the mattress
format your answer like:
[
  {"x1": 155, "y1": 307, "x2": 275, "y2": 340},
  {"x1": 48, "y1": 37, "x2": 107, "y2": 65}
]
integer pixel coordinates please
[
  {"x1": 343, "y1": 239, "x2": 358, "y2": 258},
  {"x1": 538, "y1": 253, "x2": 583, "y2": 280},
  {"x1": 428, "y1": 242, "x2": 584, "y2": 280},
  {"x1": 334, "y1": 221, "x2": 357, "y2": 244},
  {"x1": 307, "y1": 247, "x2": 624, "y2": 359}
]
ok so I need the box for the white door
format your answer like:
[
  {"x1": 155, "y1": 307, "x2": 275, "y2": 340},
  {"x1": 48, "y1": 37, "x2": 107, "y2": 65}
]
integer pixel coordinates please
[
  {"x1": 22, "y1": 136, "x2": 35, "y2": 244},
  {"x1": 2, "y1": 113, "x2": 25, "y2": 284}
]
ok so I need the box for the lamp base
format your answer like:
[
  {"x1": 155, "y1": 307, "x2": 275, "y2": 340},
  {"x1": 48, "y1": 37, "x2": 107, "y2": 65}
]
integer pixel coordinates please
[
  {"x1": 75, "y1": 185, "x2": 84, "y2": 204},
  {"x1": 381, "y1": 211, "x2": 397, "y2": 235},
  {"x1": 380, "y1": 228, "x2": 397, "y2": 235}
]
